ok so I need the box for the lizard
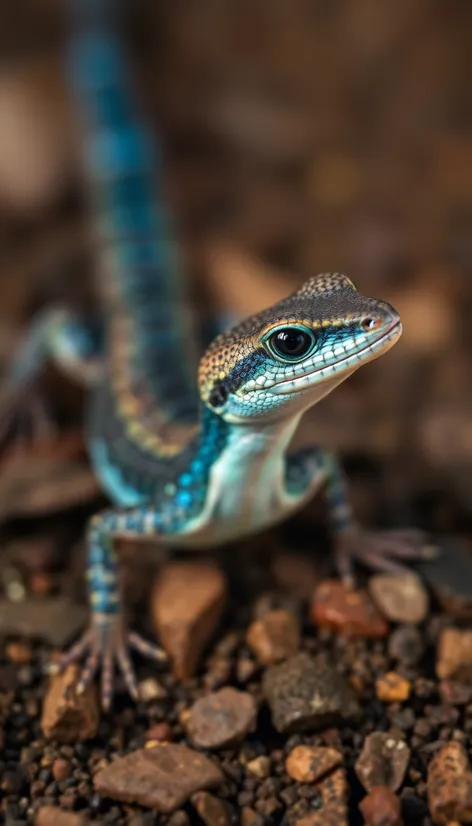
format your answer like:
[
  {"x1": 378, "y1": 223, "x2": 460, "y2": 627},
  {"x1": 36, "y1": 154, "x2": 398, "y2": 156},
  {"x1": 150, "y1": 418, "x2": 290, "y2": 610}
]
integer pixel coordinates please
[{"x1": 1, "y1": 0, "x2": 428, "y2": 709}]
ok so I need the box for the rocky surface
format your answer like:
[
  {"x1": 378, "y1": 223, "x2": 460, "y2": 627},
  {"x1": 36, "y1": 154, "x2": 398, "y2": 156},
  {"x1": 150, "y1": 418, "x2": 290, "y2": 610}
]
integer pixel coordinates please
[{"x1": 0, "y1": 2, "x2": 472, "y2": 825}]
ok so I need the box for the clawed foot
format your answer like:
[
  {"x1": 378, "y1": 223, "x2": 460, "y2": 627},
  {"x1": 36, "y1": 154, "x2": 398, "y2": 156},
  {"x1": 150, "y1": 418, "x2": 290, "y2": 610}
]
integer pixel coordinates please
[
  {"x1": 49, "y1": 621, "x2": 168, "y2": 710},
  {"x1": 0, "y1": 381, "x2": 56, "y2": 454},
  {"x1": 334, "y1": 526, "x2": 436, "y2": 583}
]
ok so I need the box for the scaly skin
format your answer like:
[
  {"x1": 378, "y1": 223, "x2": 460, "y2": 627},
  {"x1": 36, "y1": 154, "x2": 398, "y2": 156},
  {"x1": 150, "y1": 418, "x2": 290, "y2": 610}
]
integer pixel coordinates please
[{"x1": 2, "y1": 0, "x2": 427, "y2": 708}]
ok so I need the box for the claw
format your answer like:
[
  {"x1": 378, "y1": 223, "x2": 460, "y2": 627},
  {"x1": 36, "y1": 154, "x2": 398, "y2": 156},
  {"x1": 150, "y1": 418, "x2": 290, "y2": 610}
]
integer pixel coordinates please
[
  {"x1": 50, "y1": 620, "x2": 165, "y2": 708},
  {"x1": 128, "y1": 631, "x2": 168, "y2": 662},
  {"x1": 334, "y1": 525, "x2": 430, "y2": 582}
]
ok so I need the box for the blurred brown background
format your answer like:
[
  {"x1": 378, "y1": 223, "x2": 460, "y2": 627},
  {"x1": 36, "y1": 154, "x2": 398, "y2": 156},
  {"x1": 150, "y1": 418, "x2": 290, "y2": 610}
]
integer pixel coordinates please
[{"x1": 0, "y1": 0, "x2": 471, "y2": 531}]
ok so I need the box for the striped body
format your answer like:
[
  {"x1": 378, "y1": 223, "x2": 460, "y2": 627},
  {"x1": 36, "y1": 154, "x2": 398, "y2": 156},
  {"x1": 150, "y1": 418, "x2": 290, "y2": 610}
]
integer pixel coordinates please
[{"x1": 37, "y1": 0, "x2": 421, "y2": 708}]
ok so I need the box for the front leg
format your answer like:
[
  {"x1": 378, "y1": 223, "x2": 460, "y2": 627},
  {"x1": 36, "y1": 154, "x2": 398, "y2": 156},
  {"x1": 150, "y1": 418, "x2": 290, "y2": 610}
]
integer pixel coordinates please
[
  {"x1": 286, "y1": 448, "x2": 427, "y2": 583},
  {"x1": 51, "y1": 505, "x2": 171, "y2": 710}
]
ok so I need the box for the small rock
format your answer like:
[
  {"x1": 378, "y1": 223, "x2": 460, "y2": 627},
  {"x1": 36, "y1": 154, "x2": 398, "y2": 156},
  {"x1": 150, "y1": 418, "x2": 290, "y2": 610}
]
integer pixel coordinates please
[
  {"x1": 246, "y1": 609, "x2": 300, "y2": 665},
  {"x1": 151, "y1": 562, "x2": 227, "y2": 679},
  {"x1": 185, "y1": 687, "x2": 256, "y2": 749},
  {"x1": 369, "y1": 573, "x2": 429, "y2": 624},
  {"x1": 139, "y1": 677, "x2": 168, "y2": 702},
  {"x1": 191, "y1": 791, "x2": 230, "y2": 826},
  {"x1": 355, "y1": 732, "x2": 410, "y2": 792},
  {"x1": 0, "y1": 598, "x2": 88, "y2": 647},
  {"x1": 376, "y1": 673, "x2": 412, "y2": 703},
  {"x1": 388, "y1": 625, "x2": 423, "y2": 666},
  {"x1": 427, "y1": 742, "x2": 472, "y2": 824},
  {"x1": 263, "y1": 652, "x2": 359, "y2": 733},
  {"x1": 241, "y1": 808, "x2": 264, "y2": 826},
  {"x1": 246, "y1": 756, "x2": 271, "y2": 779},
  {"x1": 285, "y1": 745, "x2": 343, "y2": 783},
  {"x1": 41, "y1": 664, "x2": 99, "y2": 743},
  {"x1": 359, "y1": 787, "x2": 403, "y2": 826},
  {"x1": 293, "y1": 768, "x2": 349, "y2": 825},
  {"x1": 94, "y1": 743, "x2": 223, "y2": 813},
  {"x1": 36, "y1": 807, "x2": 86, "y2": 826},
  {"x1": 437, "y1": 628, "x2": 472, "y2": 683},
  {"x1": 312, "y1": 580, "x2": 388, "y2": 638},
  {"x1": 52, "y1": 758, "x2": 72, "y2": 782}
]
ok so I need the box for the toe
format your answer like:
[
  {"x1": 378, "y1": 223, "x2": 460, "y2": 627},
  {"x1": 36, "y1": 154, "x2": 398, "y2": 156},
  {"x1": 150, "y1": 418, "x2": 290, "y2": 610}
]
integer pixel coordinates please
[
  {"x1": 49, "y1": 629, "x2": 93, "y2": 674},
  {"x1": 116, "y1": 645, "x2": 139, "y2": 701},
  {"x1": 76, "y1": 647, "x2": 100, "y2": 695},
  {"x1": 128, "y1": 632, "x2": 167, "y2": 662},
  {"x1": 101, "y1": 648, "x2": 114, "y2": 711}
]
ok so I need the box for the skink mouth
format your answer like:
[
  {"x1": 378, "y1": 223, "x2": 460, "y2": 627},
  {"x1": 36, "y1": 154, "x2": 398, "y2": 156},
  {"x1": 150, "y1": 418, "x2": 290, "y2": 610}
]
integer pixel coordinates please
[{"x1": 269, "y1": 319, "x2": 402, "y2": 396}]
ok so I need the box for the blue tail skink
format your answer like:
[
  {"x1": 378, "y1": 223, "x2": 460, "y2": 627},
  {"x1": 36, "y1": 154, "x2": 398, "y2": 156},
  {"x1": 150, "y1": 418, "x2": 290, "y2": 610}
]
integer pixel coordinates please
[{"x1": 5, "y1": 0, "x2": 427, "y2": 708}]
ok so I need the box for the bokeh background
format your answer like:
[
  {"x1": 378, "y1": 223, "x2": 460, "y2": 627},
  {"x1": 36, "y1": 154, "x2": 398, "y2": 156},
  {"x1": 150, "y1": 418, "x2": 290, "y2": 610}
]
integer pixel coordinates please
[{"x1": 0, "y1": 0, "x2": 471, "y2": 537}]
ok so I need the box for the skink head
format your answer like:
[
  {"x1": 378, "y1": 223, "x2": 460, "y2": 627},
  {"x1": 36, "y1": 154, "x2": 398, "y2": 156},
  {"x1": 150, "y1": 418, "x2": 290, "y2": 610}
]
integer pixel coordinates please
[{"x1": 199, "y1": 273, "x2": 402, "y2": 423}]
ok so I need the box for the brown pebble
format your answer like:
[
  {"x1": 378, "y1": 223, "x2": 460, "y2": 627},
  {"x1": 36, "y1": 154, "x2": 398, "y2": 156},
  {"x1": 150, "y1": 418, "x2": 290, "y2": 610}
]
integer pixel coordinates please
[
  {"x1": 294, "y1": 768, "x2": 349, "y2": 825},
  {"x1": 191, "y1": 791, "x2": 230, "y2": 826},
  {"x1": 436, "y1": 628, "x2": 472, "y2": 683},
  {"x1": 151, "y1": 562, "x2": 227, "y2": 679},
  {"x1": 52, "y1": 758, "x2": 72, "y2": 782},
  {"x1": 427, "y1": 741, "x2": 472, "y2": 824},
  {"x1": 35, "y1": 806, "x2": 85, "y2": 826},
  {"x1": 145, "y1": 722, "x2": 173, "y2": 742},
  {"x1": 369, "y1": 573, "x2": 429, "y2": 624},
  {"x1": 376, "y1": 673, "x2": 412, "y2": 703},
  {"x1": 41, "y1": 664, "x2": 99, "y2": 743},
  {"x1": 185, "y1": 687, "x2": 256, "y2": 749},
  {"x1": 359, "y1": 787, "x2": 403, "y2": 826},
  {"x1": 94, "y1": 743, "x2": 223, "y2": 813},
  {"x1": 5, "y1": 640, "x2": 32, "y2": 663},
  {"x1": 246, "y1": 609, "x2": 300, "y2": 665},
  {"x1": 138, "y1": 677, "x2": 168, "y2": 702},
  {"x1": 241, "y1": 808, "x2": 264, "y2": 826},
  {"x1": 286, "y1": 745, "x2": 343, "y2": 783},
  {"x1": 263, "y1": 652, "x2": 359, "y2": 733},
  {"x1": 312, "y1": 580, "x2": 388, "y2": 638},
  {"x1": 355, "y1": 732, "x2": 410, "y2": 793},
  {"x1": 246, "y1": 756, "x2": 271, "y2": 779}
]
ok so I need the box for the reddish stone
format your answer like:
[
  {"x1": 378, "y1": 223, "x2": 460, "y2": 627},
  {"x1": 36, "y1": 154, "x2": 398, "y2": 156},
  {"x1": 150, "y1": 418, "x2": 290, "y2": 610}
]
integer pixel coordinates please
[
  {"x1": 312, "y1": 580, "x2": 388, "y2": 638},
  {"x1": 359, "y1": 787, "x2": 403, "y2": 826}
]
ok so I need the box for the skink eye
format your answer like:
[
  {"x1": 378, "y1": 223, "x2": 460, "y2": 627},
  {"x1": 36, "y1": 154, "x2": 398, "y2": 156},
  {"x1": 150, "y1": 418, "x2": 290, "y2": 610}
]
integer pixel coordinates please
[
  {"x1": 361, "y1": 317, "x2": 382, "y2": 331},
  {"x1": 267, "y1": 327, "x2": 315, "y2": 362}
]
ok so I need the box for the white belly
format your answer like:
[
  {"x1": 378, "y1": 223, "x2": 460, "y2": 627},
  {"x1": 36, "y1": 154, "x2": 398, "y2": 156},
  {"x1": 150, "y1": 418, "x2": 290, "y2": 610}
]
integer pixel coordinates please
[{"x1": 172, "y1": 419, "x2": 323, "y2": 548}]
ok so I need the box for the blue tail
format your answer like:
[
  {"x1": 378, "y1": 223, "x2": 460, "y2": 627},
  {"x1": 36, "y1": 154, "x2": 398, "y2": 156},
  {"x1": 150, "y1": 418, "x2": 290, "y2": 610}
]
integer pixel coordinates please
[{"x1": 68, "y1": 0, "x2": 199, "y2": 428}]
